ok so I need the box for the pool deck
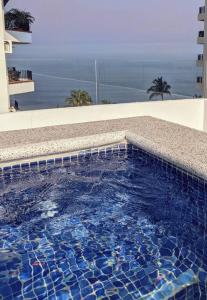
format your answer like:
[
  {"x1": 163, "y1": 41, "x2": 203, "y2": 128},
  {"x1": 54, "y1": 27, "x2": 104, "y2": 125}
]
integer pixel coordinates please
[{"x1": 1, "y1": 116, "x2": 207, "y2": 180}]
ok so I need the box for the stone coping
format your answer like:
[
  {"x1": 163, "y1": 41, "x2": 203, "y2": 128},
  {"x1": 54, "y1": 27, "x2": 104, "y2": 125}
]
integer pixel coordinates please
[
  {"x1": 1, "y1": 116, "x2": 207, "y2": 180},
  {"x1": 0, "y1": 131, "x2": 126, "y2": 165}
]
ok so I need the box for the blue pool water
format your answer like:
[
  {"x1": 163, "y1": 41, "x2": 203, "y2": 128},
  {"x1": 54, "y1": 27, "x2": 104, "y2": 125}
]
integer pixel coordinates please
[{"x1": 0, "y1": 145, "x2": 207, "y2": 300}]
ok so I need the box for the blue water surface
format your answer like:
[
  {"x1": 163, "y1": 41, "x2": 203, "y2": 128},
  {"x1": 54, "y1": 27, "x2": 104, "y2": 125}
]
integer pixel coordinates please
[
  {"x1": 8, "y1": 54, "x2": 198, "y2": 110},
  {"x1": 0, "y1": 146, "x2": 206, "y2": 299}
]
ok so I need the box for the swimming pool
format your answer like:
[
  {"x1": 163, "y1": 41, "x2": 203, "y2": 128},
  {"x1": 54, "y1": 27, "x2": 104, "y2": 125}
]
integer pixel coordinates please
[{"x1": 0, "y1": 144, "x2": 206, "y2": 300}]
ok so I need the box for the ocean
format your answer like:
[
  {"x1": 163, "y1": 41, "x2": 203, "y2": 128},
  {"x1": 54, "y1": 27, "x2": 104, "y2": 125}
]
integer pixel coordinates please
[{"x1": 7, "y1": 45, "x2": 201, "y2": 110}]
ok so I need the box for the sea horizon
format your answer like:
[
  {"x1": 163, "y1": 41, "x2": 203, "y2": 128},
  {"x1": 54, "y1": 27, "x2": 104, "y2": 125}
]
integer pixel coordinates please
[{"x1": 7, "y1": 43, "x2": 201, "y2": 110}]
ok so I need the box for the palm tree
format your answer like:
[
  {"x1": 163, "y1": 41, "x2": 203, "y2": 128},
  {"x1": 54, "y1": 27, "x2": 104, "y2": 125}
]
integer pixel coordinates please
[
  {"x1": 65, "y1": 90, "x2": 92, "y2": 107},
  {"x1": 147, "y1": 77, "x2": 171, "y2": 100},
  {"x1": 5, "y1": 9, "x2": 35, "y2": 31}
]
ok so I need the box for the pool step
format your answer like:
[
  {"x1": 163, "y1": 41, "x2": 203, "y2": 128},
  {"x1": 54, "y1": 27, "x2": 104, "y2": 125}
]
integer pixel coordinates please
[{"x1": 142, "y1": 269, "x2": 198, "y2": 300}]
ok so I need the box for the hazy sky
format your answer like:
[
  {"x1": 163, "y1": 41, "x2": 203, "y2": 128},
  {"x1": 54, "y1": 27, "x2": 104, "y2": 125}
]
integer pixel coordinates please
[{"x1": 7, "y1": 0, "x2": 200, "y2": 47}]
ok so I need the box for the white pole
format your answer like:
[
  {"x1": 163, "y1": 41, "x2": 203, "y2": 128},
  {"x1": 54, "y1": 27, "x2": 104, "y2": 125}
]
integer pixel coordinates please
[
  {"x1": 0, "y1": 0, "x2": 10, "y2": 113},
  {"x1": 95, "y1": 59, "x2": 99, "y2": 104}
]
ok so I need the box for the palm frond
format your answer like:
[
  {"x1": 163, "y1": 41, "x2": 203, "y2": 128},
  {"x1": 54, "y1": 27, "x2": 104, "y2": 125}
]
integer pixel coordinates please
[
  {"x1": 147, "y1": 77, "x2": 171, "y2": 100},
  {"x1": 65, "y1": 90, "x2": 92, "y2": 107},
  {"x1": 5, "y1": 8, "x2": 35, "y2": 31}
]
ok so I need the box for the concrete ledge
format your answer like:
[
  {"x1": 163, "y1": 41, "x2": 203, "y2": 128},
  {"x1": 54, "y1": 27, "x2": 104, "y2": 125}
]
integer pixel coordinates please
[
  {"x1": 9, "y1": 81, "x2": 35, "y2": 95},
  {"x1": 1, "y1": 116, "x2": 207, "y2": 180},
  {"x1": 0, "y1": 131, "x2": 126, "y2": 163}
]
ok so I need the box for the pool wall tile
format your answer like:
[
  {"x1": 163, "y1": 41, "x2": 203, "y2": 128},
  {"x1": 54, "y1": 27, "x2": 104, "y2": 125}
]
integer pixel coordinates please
[
  {"x1": 3, "y1": 166, "x2": 11, "y2": 174},
  {"x1": 1, "y1": 141, "x2": 207, "y2": 299},
  {"x1": 1, "y1": 143, "x2": 207, "y2": 190}
]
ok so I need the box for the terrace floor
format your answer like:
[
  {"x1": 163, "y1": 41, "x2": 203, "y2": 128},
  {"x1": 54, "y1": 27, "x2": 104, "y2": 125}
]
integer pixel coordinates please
[{"x1": 1, "y1": 116, "x2": 207, "y2": 180}]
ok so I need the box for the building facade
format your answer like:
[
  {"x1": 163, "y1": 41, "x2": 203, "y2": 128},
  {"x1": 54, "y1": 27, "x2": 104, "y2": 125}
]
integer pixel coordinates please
[
  {"x1": 0, "y1": 0, "x2": 34, "y2": 113},
  {"x1": 197, "y1": 1, "x2": 207, "y2": 97}
]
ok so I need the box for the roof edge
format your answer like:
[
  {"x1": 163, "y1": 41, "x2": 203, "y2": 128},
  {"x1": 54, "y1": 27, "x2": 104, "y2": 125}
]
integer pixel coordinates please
[{"x1": 4, "y1": 0, "x2": 10, "y2": 7}]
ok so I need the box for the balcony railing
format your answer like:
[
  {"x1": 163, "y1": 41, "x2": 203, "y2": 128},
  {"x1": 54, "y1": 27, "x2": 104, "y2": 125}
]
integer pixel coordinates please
[
  {"x1": 199, "y1": 6, "x2": 205, "y2": 14},
  {"x1": 198, "y1": 31, "x2": 205, "y2": 37},
  {"x1": 198, "y1": 54, "x2": 204, "y2": 61},
  {"x1": 5, "y1": 17, "x2": 32, "y2": 32},
  {"x1": 5, "y1": 27, "x2": 32, "y2": 33},
  {"x1": 8, "y1": 68, "x2": 33, "y2": 83},
  {"x1": 197, "y1": 76, "x2": 203, "y2": 84}
]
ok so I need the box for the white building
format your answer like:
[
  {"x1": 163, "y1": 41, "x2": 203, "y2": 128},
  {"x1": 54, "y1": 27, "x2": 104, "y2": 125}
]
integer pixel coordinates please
[
  {"x1": 0, "y1": 0, "x2": 34, "y2": 113},
  {"x1": 197, "y1": 1, "x2": 207, "y2": 97}
]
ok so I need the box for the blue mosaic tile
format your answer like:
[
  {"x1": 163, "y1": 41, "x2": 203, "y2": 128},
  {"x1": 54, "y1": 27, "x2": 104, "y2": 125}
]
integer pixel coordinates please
[
  {"x1": 3, "y1": 166, "x2": 11, "y2": 174},
  {"x1": 12, "y1": 164, "x2": 21, "y2": 172},
  {"x1": 47, "y1": 158, "x2": 55, "y2": 164},
  {"x1": 55, "y1": 158, "x2": 62, "y2": 165},
  {"x1": 0, "y1": 144, "x2": 207, "y2": 299},
  {"x1": 39, "y1": 160, "x2": 47, "y2": 166},
  {"x1": 21, "y1": 163, "x2": 30, "y2": 170},
  {"x1": 63, "y1": 156, "x2": 70, "y2": 162},
  {"x1": 29, "y1": 161, "x2": 38, "y2": 172},
  {"x1": 71, "y1": 155, "x2": 78, "y2": 162}
]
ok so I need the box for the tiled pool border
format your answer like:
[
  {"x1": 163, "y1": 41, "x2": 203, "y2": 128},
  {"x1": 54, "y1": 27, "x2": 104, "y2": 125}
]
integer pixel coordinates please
[
  {"x1": 130, "y1": 144, "x2": 207, "y2": 190},
  {"x1": 0, "y1": 142, "x2": 127, "y2": 174},
  {"x1": 1, "y1": 142, "x2": 207, "y2": 190}
]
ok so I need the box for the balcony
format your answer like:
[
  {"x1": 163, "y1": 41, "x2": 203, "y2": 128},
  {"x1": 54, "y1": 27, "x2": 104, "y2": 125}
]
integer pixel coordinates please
[
  {"x1": 198, "y1": 6, "x2": 205, "y2": 21},
  {"x1": 4, "y1": 8, "x2": 34, "y2": 45},
  {"x1": 197, "y1": 31, "x2": 205, "y2": 44},
  {"x1": 197, "y1": 76, "x2": 203, "y2": 88},
  {"x1": 197, "y1": 54, "x2": 204, "y2": 67},
  {"x1": 8, "y1": 68, "x2": 35, "y2": 95},
  {"x1": 5, "y1": 29, "x2": 32, "y2": 45},
  {"x1": 4, "y1": 41, "x2": 12, "y2": 54}
]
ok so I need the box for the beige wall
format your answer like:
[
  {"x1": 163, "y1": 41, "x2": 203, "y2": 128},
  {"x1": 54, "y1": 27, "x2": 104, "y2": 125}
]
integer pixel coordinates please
[{"x1": 0, "y1": 99, "x2": 204, "y2": 132}]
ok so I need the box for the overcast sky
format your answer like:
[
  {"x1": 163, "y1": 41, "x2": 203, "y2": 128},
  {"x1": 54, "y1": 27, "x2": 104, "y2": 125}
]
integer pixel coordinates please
[{"x1": 7, "y1": 0, "x2": 201, "y2": 47}]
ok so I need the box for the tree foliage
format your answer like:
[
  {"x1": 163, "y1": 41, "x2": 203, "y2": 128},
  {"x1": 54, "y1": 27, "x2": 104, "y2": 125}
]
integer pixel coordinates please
[
  {"x1": 65, "y1": 90, "x2": 92, "y2": 107},
  {"x1": 147, "y1": 77, "x2": 171, "y2": 100},
  {"x1": 5, "y1": 9, "x2": 35, "y2": 31}
]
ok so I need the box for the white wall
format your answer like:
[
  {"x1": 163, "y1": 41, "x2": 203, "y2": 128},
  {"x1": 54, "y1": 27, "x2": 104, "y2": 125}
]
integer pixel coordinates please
[
  {"x1": 5, "y1": 30, "x2": 32, "y2": 44},
  {"x1": 0, "y1": 0, "x2": 10, "y2": 113},
  {"x1": 9, "y1": 81, "x2": 35, "y2": 95},
  {"x1": 203, "y1": 99, "x2": 207, "y2": 131},
  {"x1": 0, "y1": 99, "x2": 205, "y2": 132}
]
